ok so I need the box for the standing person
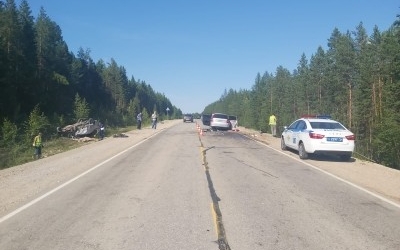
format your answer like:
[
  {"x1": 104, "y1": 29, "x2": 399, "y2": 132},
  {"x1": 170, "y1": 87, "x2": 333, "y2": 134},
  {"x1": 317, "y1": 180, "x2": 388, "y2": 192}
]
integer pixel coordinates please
[
  {"x1": 32, "y1": 132, "x2": 43, "y2": 159},
  {"x1": 99, "y1": 122, "x2": 105, "y2": 140},
  {"x1": 136, "y1": 112, "x2": 142, "y2": 130},
  {"x1": 269, "y1": 114, "x2": 277, "y2": 137},
  {"x1": 151, "y1": 111, "x2": 157, "y2": 129}
]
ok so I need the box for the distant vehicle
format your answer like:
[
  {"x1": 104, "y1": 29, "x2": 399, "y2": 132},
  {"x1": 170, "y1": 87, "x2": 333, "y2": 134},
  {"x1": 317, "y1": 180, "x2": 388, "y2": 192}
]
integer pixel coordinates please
[
  {"x1": 280, "y1": 115, "x2": 355, "y2": 160},
  {"x1": 210, "y1": 113, "x2": 230, "y2": 131},
  {"x1": 183, "y1": 114, "x2": 194, "y2": 122},
  {"x1": 57, "y1": 118, "x2": 101, "y2": 138},
  {"x1": 201, "y1": 114, "x2": 211, "y2": 126},
  {"x1": 228, "y1": 115, "x2": 238, "y2": 130}
]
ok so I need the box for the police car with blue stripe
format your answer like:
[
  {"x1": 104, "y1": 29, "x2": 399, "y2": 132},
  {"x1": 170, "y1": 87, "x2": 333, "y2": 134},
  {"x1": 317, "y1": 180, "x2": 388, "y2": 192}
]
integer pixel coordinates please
[{"x1": 280, "y1": 115, "x2": 355, "y2": 160}]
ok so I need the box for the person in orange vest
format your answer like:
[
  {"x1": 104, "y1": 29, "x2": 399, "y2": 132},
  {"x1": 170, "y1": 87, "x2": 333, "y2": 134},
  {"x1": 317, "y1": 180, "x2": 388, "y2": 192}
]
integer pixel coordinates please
[{"x1": 32, "y1": 132, "x2": 43, "y2": 159}]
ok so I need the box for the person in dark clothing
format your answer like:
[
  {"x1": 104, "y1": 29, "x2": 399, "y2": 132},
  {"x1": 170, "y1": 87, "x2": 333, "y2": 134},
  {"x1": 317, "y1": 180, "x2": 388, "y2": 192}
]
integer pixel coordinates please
[
  {"x1": 99, "y1": 122, "x2": 105, "y2": 140},
  {"x1": 137, "y1": 112, "x2": 142, "y2": 129}
]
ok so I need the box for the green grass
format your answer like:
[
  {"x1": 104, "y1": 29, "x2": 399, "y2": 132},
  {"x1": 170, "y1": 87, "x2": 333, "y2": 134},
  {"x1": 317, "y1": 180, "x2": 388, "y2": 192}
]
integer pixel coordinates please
[
  {"x1": 0, "y1": 122, "x2": 161, "y2": 170},
  {"x1": 0, "y1": 125, "x2": 141, "y2": 170}
]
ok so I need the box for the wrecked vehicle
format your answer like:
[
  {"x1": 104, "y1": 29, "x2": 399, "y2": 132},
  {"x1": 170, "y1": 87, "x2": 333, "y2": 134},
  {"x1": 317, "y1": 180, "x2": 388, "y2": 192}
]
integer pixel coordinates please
[{"x1": 57, "y1": 118, "x2": 101, "y2": 138}]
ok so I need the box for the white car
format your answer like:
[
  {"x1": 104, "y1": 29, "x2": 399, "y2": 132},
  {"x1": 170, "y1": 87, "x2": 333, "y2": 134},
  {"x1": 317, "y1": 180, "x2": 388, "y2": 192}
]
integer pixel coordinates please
[
  {"x1": 228, "y1": 115, "x2": 238, "y2": 130},
  {"x1": 280, "y1": 116, "x2": 355, "y2": 160},
  {"x1": 210, "y1": 113, "x2": 230, "y2": 131}
]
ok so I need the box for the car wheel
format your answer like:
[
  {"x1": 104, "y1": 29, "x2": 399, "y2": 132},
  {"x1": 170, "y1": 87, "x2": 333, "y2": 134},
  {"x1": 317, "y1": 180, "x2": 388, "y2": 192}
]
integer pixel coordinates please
[
  {"x1": 298, "y1": 143, "x2": 308, "y2": 159},
  {"x1": 281, "y1": 137, "x2": 287, "y2": 150}
]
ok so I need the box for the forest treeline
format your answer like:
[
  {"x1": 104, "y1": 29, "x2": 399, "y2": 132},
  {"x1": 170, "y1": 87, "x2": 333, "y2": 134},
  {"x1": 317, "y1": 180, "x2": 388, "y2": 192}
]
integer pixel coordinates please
[
  {"x1": 204, "y1": 16, "x2": 400, "y2": 169},
  {"x1": 0, "y1": 0, "x2": 182, "y2": 167}
]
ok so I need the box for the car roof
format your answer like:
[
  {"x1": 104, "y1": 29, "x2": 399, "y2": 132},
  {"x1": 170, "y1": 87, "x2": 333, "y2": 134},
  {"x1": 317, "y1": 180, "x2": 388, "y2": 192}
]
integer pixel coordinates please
[{"x1": 302, "y1": 118, "x2": 337, "y2": 122}]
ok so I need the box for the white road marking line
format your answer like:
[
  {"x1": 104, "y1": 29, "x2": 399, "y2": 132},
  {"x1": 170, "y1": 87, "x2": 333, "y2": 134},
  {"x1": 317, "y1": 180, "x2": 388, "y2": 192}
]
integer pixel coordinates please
[
  {"x1": 251, "y1": 138, "x2": 400, "y2": 210},
  {"x1": 0, "y1": 131, "x2": 162, "y2": 224}
]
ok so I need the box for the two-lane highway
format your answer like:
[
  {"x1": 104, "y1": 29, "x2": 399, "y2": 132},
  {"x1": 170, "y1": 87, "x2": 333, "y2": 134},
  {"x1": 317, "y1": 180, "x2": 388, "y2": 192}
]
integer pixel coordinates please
[{"x1": 1, "y1": 121, "x2": 399, "y2": 249}]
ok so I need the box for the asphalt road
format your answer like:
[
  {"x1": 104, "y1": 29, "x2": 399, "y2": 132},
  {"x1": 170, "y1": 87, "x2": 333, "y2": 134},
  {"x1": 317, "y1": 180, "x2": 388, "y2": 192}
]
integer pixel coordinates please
[{"x1": 1, "y1": 121, "x2": 399, "y2": 250}]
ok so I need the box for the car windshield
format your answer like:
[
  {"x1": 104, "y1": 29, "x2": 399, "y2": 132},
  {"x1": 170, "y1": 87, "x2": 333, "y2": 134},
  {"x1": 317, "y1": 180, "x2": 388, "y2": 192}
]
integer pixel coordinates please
[
  {"x1": 213, "y1": 114, "x2": 228, "y2": 119},
  {"x1": 310, "y1": 121, "x2": 345, "y2": 130}
]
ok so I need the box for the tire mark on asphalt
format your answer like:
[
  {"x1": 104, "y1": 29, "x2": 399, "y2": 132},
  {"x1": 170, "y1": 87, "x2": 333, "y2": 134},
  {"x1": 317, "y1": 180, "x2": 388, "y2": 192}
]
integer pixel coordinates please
[{"x1": 228, "y1": 155, "x2": 278, "y2": 178}]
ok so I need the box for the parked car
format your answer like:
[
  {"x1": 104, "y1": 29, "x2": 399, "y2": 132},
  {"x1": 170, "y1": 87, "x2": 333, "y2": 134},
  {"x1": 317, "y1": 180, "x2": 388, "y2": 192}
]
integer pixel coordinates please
[
  {"x1": 228, "y1": 115, "x2": 238, "y2": 130},
  {"x1": 280, "y1": 115, "x2": 355, "y2": 160},
  {"x1": 201, "y1": 114, "x2": 211, "y2": 126},
  {"x1": 183, "y1": 114, "x2": 193, "y2": 122},
  {"x1": 210, "y1": 113, "x2": 230, "y2": 131}
]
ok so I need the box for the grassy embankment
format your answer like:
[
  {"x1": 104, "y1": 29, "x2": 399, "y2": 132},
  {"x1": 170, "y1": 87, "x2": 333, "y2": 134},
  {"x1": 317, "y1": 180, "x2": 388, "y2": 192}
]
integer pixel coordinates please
[{"x1": 0, "y1": 125, "x2": 137, "y2": 170}]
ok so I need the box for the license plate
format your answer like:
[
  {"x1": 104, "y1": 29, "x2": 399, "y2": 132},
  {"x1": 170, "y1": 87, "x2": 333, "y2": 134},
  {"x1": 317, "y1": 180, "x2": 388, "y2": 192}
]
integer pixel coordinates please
[{"x1": 327, "y1": 137, "x2": 343, "y2": 142}]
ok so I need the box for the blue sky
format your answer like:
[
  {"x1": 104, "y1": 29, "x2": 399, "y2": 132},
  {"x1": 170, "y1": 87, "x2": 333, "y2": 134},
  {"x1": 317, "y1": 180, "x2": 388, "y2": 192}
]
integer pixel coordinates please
[{"x1": 26, "y1": 0, "x2": 399, "y2": 113}]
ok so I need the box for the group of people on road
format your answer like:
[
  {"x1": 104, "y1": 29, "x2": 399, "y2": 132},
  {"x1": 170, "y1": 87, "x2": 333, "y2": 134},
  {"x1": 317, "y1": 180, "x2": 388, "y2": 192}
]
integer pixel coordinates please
[
  {"x1": 31, "y1": 109, "x2": 159, "y2": 161},
  {"x1": 136, "y1": 111, "x2": 158, "y2": 130},
  {"x1": 31, "y1": 112, "x2": 273, "y2": 160}
]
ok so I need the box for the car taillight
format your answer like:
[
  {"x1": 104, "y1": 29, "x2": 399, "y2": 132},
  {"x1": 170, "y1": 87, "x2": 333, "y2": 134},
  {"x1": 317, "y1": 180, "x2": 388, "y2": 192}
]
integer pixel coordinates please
[
  {"x1": 309, "y1": 132, "x2": 325, "y2": 139},
  {"x1": 345, "y1": 134, "x2": 355, "y2": 140}
]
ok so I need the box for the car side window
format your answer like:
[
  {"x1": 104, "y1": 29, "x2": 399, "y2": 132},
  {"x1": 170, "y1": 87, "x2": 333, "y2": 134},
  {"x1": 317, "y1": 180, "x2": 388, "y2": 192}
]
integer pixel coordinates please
[
  {"x1": 296, "y1": 121, "x2": 307, "y2": 130},
  {"x1": 288, "y1": 121, "x2": 299, "y2": 130}
]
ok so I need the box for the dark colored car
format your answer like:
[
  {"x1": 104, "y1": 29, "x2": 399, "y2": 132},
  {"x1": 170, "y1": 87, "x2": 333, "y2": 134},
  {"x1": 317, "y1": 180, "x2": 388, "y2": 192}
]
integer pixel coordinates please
[
  {"x1": 201, "y1": 114, "x2": 211, "y2": 126},
  {"x1": 183, "y1": 114, "x2": 194, "y2": 122}
]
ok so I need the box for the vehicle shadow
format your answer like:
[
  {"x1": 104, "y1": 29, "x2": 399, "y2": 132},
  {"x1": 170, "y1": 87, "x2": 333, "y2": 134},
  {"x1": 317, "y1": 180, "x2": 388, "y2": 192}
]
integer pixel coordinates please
[
  {"x1": 285, "y1": 148, "x2": 356, "y2": 162},
  {"x1": 308, "y1": 153, "x2": 356, "y2": 163}
]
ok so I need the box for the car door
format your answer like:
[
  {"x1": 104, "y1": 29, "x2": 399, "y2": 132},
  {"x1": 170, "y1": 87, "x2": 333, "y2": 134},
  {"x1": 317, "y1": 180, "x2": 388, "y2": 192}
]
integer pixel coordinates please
[
  {"x1": 292, "y1": 120, "x2": 307, "y2": 149},
  {"x1": 284, "y1": 120, "x2": 300, "y2": 149}
]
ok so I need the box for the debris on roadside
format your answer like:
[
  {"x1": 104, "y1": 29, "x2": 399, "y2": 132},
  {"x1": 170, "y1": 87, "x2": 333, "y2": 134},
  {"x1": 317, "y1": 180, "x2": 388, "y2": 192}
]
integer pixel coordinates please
[
  {"x1": 74, "y1": 137, "x2": 96, "y2": 143},
  {"x1": 113, "y1": 133, "x2": 128, "y2": 138}
]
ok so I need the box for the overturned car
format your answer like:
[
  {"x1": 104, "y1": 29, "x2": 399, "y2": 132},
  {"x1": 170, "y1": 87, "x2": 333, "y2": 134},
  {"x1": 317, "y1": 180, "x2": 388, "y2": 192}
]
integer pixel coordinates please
[{"x1": 57, "y1": 118, "x2": 101, "y2": 138}]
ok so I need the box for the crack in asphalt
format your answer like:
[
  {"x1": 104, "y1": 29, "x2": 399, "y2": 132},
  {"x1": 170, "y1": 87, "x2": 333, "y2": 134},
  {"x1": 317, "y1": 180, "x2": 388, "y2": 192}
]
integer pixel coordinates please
[{"x1": 199, "y1": 139, "x2": 231, "y2": 250}]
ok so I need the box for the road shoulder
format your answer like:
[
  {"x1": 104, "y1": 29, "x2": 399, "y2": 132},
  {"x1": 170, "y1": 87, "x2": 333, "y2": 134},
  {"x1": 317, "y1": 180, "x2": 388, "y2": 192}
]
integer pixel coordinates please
[{"x1": 236, "y1": 127, "x2": 400, "y2": 206}]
